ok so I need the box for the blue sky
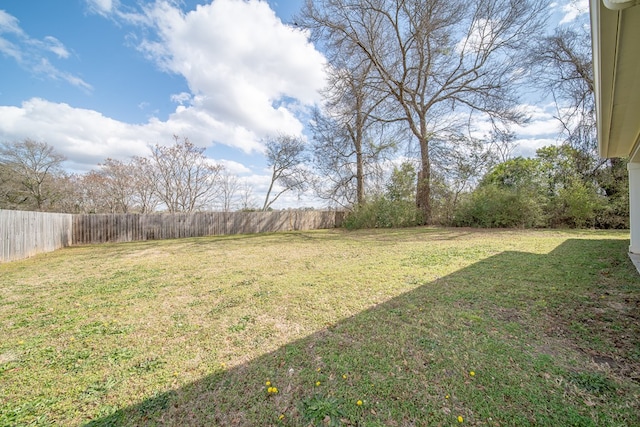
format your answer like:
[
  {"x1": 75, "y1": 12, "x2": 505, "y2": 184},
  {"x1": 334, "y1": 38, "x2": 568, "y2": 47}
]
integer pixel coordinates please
[{"x1": 0, "y1": 0, "x2": 588, "y2": 209}]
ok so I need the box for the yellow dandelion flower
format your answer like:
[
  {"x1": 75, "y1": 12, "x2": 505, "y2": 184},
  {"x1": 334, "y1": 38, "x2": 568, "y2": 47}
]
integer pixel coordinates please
[
  {"x1": 267, "y1": 387, "x2": 273, "y2": 393},
  {"x1": 272, "y1": 387, "x2": 278, "y2": 393},
  {"x1": 266, "y1": 381, "x2": 271, "y2": 386},
  {"x1": 18, "y1": 340, "x2": 25, "y2": 345},
  {"x1": 316, "y1": 367, "x2": 321, "y2": 372},
  {"x1": 445, "y1": 394, "x2": 450, "y2": 399},
  {"x1": 356, "y1": 400, "x2": 363, "y2": 406},
  {"x1": 315, "y1": 381, "x2": 321, "y2": 386},
  {"x1": 342, "y1": 374, "x2": 347, "y2": 379},
  {"x1": 458, "y1": 415, "x2": 464, "y2": 423},
  {"x1": 279, "y1": 414, "x2": 285, "y2": 420},
  {"x1": 173, "y1": 371, "x2": 179, "y2": 377},
  {"x1": 469, "y1": 371, "x2": 475, "y2": 377}
]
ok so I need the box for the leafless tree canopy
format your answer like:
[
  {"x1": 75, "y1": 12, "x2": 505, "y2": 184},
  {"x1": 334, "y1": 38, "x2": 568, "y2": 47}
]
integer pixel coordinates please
[
  {"x1": 530, "y1": 26, "x2": 595, "y2": 155},
  {"x1": 0, "y1": 139, "x2": 66, "y2": 211},
  {"x1": 310, "y1": 48, "x2": 403, "y2": 207},
  {"x1": 0, "y1": 136, "x2": 236, "y2": 214},
  {"x1": 263, "y1": 134, "x2": 308, "y2": 211},
  {"x1": 97, "y1": 158, "x2": 137, "y2": 213},
  {"x1": 301, "y1": 0, "x2": 548, "y2": 222},
  {"x1": 219, "y1": 169, "x2": 241, "y2": 212},
  {"x1": 149, "y1": 136, "x2": 224, "y2": 213},
  {"x1": 130, "y1": 156, "x2": 160, "y2": 214}
]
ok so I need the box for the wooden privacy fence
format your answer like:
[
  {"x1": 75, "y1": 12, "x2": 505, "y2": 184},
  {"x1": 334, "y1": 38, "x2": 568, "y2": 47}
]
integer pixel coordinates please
[
  {"x1": 0, "y1": 209, "x2": 73, "y2": 263},
  {"x1": 1, "y1": 210, "x2": 345, "y2": 261},
  {"x1": 72, "y1": 211, "x2": 344, "y2": 244},
  {"x1": 2, "y1": 210, "x2": 343, "y2": 262}
]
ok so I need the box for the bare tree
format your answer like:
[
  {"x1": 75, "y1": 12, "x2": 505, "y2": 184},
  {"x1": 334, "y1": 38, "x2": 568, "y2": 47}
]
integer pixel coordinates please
[
  {"x1": 0, "y1": 139, "x2": 66, "y2": 211},
  {"x1": 148, "y1": 136, "x2": 223, "y2": 212},
  {"x1": 302, "y1": 0, "x2": 548, "y2": 222},
  {"x1": 488, "y1": 129, "x2": 517, "y2": 164},
  {"x1": 218, "y1": 169, "x2": 240, "y2": 212},
  {"x1": 131, "y1": 156, "x2": 159, "y2": 213},
  {"x1": 301, "y1": 8, "x2": 401, "y2": 208},
  {"x1": 239, "y1": 181, "x2": 258, "y2": 211},
  {"x1": 94, "y1": 158, "x2": 137, "y2": 213},
  {"x1": 73, "y1": 158, "x2": 156, "y2": 213},
  {"x1": 0, "y1": 162, "x2": 21, "y2": 209},
  {"x1": 310, "y1": 64, "x2": 399, "y2": 207},
  {"x1": 262, "y1": 134, "x2": 308, "y2": 211},
  {"x1": 530, "y1": 25, "x2": 595, "y2": 155},
  {"x1": 80, "y1": 171, "x2": 115, "y2": 213},
  {"x1": 52, "y1": 173, "x2": 86, "y2": 214}
]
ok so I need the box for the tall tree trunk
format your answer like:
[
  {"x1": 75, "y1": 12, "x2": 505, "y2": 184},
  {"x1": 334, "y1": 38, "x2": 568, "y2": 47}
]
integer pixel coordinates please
[
  {"x1": 416, "y1": 114, "x2": 431, "y2": 224},
  {"x1": 356, "y1": 147, "x2": 364, "y2": 205},
  {"x1": 355, "y1": 111, "x2": 365, "y2": 205},
  {"x1": 416, "y1": 145, "x2": 431, "y2": 224}
]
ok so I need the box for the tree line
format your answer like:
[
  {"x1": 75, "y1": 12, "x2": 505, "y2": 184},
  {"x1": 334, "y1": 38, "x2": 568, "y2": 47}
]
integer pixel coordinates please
[
  {"x1": 0, "y1": 135, "x2": 308, "y2": 214},
  {"x1": 0, "y1": 0, "x2": 629, "y2": 228}
]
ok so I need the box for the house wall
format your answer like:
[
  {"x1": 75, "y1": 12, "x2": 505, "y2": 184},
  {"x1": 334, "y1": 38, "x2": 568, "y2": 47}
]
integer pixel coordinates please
[{"x1": 629, "y1": 162, "x2": 640, "y2": 254}]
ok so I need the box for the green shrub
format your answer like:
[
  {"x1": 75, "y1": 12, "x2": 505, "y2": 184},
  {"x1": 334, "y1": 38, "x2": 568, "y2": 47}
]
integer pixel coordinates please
[
  {"x1": 453, "y1": 185, "x2": 545, "y2": 228},
  {"x1": 557, "y1": 180, "x2": 603, "y2": 228},
  {"x1": 594, "y1": 180, "x2": 629, "y2": 229},
  {"x1": 343, "y1": 197, "x2": 424, "y2": 230}
]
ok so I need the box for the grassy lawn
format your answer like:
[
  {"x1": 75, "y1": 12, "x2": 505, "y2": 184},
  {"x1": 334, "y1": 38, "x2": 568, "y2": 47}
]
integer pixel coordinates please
[{"x1": 1, "y1": 228, "x2": 639, "y2": 426}]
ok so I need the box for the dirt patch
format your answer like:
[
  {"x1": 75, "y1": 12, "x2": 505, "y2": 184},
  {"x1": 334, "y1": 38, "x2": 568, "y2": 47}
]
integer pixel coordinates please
[
  {"x1": 493, "y1": 307, "x2": 523, "y2": 323},
  {"x1": 123, "y1": 249, "x2": 169, "y2": 259},
  {"x1": 0, "y1": 351, "x2": 19, "y2": 364},
  {"x1": 542, "y1": 292, "x2": 640, "y2": 384}
]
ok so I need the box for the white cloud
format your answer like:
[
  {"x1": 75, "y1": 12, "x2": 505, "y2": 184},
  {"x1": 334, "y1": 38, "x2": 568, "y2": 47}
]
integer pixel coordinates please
[
  {"x1": 0, "y1": 99, "x2": 153, "y2": 171},
  {"x1": 86, "y1": 0, "x2": 149, "y2": 25},
  {"x1": 456, "y1": 18, "x2": 497, "y2": 55},
  {"x1": 135, "y1": 0, "x2": 326, "y2": 147},
  {"x1": 0, "y1": 10, "x2": 25, "y2": 61},
  {"x1": 0, "y1": 2, "x2": 329, "y2": 208},
  {"x1": 504, "y1": 104, "x2": 563, "y2": 157},
  {"x1": 42, "y1": 36, "x2": 70, "y2": 59},
  {"x1": 85, "y1": 0, "x2": 115, "y2": 16},
  {"x1": 512, "y1": 104, "x2": 561, "y2": 138},
  {"x1": 0, "y1": 97, "x2": 265, "y2": 171},
  {"x1": 0, "y1": 1, "x2": 326, "y2": 169},
  {"x1": 0, "y1": 10, "x2": 24, "y2": 35},
  {"x1": 217, "y1": 159, "x2": 252, "y2": 175},
  {"x1": 558, "y1": 0, "x2": 589, "y2": 24},
  {"x1": 0, "y1": 10, "x2": 89, "y2": 90},
  {"x1": 33, "y1": 58, "x2": 93, "y2": 92},
  {"x1": 78, "y1": 0, "x2": 327, "y2": 154},
  {"x1": 0, "y1": 36, "x2": 21, "y2": 61},
  {"x1": 459, "y1": 103, "x2": 563, "y2": 159},
  {"x1": 513, "y1": 137, "x2": 560, "y2": 158},
  {"x1": 170, "y1": 92, "x2": 191, "y2": 105}
]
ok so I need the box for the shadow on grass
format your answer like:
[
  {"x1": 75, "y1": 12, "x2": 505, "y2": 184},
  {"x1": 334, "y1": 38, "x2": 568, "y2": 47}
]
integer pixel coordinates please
[{"x1": 85, "y1": 238, "x2": 640, "y2": 426}]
